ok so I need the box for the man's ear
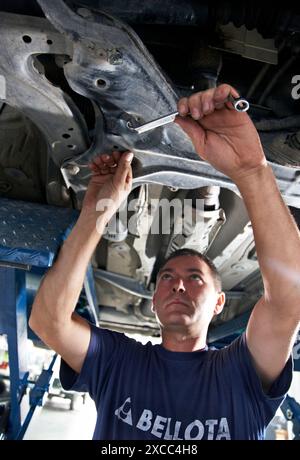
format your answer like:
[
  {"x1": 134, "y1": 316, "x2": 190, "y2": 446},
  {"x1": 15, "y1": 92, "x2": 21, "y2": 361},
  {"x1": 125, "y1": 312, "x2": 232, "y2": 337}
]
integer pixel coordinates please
[{"x1": 213, "y1": 291, "x2": 226, "y2": 316}]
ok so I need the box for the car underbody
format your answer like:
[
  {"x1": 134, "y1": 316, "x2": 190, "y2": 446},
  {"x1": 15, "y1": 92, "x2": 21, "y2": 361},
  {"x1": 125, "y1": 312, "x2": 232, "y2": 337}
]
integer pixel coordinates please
[{"x1": 0, "y1": 0, "x2": 300, "y2": 342}]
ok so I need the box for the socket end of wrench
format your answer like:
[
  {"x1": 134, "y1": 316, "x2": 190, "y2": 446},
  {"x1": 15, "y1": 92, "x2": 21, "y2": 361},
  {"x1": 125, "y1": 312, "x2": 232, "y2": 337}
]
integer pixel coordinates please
[{"x1": 228, "y1": 95, "x2": 249, "y2": 112}]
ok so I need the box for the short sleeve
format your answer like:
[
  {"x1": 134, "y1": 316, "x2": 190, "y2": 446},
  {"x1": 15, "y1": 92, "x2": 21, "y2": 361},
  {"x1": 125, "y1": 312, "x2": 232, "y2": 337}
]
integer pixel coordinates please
[
  {"x1": 59, "y1": 324, "x2": 128, "y2": 403},
  {"x1": 224, "y1": 332, "x2": 293, "y2": 424}
]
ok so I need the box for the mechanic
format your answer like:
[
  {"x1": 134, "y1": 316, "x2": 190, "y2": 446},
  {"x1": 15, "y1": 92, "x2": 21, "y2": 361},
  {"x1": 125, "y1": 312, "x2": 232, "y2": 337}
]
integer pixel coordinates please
[{"x1": 29, "y1": 84, "x2": 299, "y2": 440}]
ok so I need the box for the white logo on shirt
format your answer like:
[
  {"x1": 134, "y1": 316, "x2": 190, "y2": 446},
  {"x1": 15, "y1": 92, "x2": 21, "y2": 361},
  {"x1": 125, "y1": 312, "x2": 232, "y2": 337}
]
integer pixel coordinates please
[
  {"x1": 114, "y1": 397, "x2": 133, "y2": 426},
  {"x1": 114, "y1": 396, "x2": 231, "y2": 440}
]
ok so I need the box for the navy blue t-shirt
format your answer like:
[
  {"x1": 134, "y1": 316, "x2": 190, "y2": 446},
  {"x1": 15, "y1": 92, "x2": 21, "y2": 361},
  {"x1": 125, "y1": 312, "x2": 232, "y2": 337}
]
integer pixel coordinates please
[{"x1": 60, "y1": 325, "x2": 293, "y2": 440}]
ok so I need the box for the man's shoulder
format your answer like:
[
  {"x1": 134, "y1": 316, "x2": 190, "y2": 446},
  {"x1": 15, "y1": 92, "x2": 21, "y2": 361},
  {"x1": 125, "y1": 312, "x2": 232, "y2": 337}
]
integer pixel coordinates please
[
  {"x1": 91, "y1": 324, "x2": 153, "y2": 350},
  {"x1": 207, "y1": 333, "x2": 246, "y2": 359}
]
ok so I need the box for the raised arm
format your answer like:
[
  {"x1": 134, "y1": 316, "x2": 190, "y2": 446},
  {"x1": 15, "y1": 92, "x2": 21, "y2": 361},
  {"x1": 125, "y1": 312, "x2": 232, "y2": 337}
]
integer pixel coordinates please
[
  {"x1": 176, "y1": 84, "x2": 300, "y2": 388},
  {"x1": 29, "y1": 151, "x2": 133, "y2": 373}
]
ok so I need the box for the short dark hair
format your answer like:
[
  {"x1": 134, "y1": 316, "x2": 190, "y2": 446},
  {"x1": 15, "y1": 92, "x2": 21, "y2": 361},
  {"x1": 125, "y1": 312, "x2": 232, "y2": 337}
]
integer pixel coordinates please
[{"x1": 158, "y1": 248, "x2": 222, "y2": 291}]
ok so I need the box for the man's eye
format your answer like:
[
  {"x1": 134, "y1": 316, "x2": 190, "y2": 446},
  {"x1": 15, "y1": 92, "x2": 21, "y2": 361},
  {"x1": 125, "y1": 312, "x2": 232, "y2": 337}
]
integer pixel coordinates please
[
  {"x1": 190, "y1": 274, "x2": 202, "y2": 281},
  {"x1": 161, "y1": 273, "x2": 172, "y2": 280}
]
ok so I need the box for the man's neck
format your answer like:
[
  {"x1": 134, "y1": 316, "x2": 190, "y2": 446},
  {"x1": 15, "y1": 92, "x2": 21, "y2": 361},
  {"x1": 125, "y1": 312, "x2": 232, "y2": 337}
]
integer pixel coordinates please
[{"x1": 161, "y1": 330, "x2": 207, "y2": 352}]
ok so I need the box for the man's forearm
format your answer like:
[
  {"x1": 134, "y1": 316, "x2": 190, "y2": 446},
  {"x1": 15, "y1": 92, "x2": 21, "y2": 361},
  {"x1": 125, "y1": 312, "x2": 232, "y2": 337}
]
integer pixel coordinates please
[
  {"x1": 236, "y1": 164, "x2": 300, "y2": 314},
  {"x1": 30, "y1": 211, "x2": 106, "y2": 330}
]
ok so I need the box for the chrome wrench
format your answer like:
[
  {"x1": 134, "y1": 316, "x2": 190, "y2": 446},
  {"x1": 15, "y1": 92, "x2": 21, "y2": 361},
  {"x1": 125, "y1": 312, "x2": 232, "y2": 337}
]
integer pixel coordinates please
[{"x1": 128, "y1": 95, "x2": 249, "y2": 135}]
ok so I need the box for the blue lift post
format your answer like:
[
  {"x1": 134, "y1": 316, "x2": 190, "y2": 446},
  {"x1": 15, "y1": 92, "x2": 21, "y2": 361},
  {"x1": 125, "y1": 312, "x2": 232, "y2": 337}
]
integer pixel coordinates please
[
  {"x1": 0, "y1": 197, "x2": 98, "y2": 439},
  {"x1": 15, "y1": 353, "x2": 57, "y2": 440},
  {"x1": 0, "y1": 268, "x2": 29, "y2": 439}
]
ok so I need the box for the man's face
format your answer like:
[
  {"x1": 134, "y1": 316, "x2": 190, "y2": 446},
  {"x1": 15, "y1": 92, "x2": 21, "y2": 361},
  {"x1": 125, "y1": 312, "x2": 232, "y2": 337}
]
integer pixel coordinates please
[{"x1": 152, "y1": 255, "x2": 224, "y2": 332}]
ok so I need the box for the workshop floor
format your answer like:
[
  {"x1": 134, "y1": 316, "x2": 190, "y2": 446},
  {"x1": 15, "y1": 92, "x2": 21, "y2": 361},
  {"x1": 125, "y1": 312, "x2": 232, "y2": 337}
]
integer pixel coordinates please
[{"x1": 24, "y1": 393, "x2": 97, "y2": 440}]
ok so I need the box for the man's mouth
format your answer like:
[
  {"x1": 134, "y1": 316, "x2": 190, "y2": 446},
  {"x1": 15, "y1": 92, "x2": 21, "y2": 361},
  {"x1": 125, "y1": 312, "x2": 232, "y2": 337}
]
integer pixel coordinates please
[{"x1": 165, "y1": 299, "x2": 190, "y2": 309}]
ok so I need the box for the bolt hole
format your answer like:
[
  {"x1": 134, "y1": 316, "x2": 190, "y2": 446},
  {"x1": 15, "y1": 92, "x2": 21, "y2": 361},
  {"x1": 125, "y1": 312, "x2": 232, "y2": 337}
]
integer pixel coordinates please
[
  {"x1": 62, "y1": 133, "x2": 71, "y2": 139},
  {"x1": 47, "y1": 39, "x2": 53, "y2": 45},
  {"x1": 96, "y1": 78, "x2": 107, "y2": 88},
  {"x1": 68, "y1": 145, "x2": 75, "y2": 149},
  {"x1": 22, "y1": 35, "x2": 32, "y2": 43}
]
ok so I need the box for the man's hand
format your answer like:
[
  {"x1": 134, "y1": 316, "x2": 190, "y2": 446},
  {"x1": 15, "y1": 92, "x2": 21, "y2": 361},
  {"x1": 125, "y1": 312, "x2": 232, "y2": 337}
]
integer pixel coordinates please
[
  {"x1": 175, "y1": 84, "x2": 267, "y2": 183},
  {"x1": 82, "y1": 150, "x2": 133, "y2": 221}
]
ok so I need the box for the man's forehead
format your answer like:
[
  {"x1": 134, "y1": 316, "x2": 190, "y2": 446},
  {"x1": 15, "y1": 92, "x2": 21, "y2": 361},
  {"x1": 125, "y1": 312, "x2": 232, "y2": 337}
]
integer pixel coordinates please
[{"x1": 160, "y1": 255, "x2": 209, "y2": 274}]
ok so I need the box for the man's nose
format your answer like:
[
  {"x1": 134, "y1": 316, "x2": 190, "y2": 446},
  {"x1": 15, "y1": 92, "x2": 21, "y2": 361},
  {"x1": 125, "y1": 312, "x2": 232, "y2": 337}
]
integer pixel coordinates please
[{"x1": 172, "y1": 278, "x2": 185, "y2": 293}]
